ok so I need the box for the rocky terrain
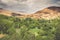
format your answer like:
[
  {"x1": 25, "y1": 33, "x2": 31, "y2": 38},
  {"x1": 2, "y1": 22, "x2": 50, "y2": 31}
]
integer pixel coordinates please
[{"x1": 0, "y1": 6, "x2": 60, "y2": 20}]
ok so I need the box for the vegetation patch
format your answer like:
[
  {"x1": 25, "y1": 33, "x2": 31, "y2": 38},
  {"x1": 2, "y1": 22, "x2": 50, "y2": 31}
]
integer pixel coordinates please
[{"x1": 0, "y1": 14, "x2": 60, "y2": 40}]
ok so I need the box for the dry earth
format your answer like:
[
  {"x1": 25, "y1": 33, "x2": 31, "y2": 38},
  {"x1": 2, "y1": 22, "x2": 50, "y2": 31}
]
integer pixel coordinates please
[{"x1": 0, "y1": 34, "x2": 6, "y2": 38}]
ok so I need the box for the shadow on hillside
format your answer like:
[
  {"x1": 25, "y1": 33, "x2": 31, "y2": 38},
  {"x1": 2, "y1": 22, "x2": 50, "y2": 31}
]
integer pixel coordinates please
[{"x1": 48, "y1": 6, "x2": 60, "y2": 12}]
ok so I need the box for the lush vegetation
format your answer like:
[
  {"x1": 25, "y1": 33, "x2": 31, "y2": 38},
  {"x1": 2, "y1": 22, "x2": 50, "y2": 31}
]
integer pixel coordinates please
[{"x1": 0, "y1": 14, "x2": 60, "y2": 40}]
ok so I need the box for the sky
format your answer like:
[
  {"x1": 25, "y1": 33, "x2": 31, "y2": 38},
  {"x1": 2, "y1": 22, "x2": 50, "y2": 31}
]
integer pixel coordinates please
[{"x1": 0, "y1": 0, "x2": 60, "y2": 13}]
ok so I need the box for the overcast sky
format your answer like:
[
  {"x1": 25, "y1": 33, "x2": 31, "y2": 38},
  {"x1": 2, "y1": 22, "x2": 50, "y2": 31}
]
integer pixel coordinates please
[{"x1": 0, "y1": 0, "x2": 60, "y2": 13}]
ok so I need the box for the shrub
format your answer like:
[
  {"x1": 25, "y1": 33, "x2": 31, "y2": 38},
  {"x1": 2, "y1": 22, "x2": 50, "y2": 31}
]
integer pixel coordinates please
[{"x1": 0, "y1": 14, "x2": 60, "y2": 40}]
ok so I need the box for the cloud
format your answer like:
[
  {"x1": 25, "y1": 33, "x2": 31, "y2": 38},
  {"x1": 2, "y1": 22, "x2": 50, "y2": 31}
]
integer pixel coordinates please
[{"x1": 0, "y1": 0, "x2": 60, "y2": 13}]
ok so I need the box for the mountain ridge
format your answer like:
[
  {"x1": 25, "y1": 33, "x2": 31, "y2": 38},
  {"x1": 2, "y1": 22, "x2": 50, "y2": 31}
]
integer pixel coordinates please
[{"x1": 0, "y1": 6, "x2": 60, "y2": 19}]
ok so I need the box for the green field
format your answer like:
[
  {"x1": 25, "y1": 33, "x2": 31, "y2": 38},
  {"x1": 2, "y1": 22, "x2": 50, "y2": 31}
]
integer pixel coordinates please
[{"x1": 0, "y1": 14, "x2": 60, "y2": 40}]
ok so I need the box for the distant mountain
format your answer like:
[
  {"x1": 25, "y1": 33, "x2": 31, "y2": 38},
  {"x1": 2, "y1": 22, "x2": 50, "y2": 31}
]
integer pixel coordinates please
[{"x1": 0, "y1": 6, "x2": 60, "y2": 20}]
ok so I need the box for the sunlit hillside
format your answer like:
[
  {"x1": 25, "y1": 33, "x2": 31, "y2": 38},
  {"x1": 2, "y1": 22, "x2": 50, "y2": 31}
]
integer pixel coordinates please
[{"x1": 0, "y1": 6, "x2": 60, "y2": 19}]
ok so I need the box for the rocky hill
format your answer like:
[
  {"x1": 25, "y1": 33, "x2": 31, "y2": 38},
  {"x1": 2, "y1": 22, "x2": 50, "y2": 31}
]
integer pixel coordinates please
[
  {"x1": 30, "y1": 6, "x2": 60, "y2": 19},
  {"x1": 0, "y1": 6, "x2": 60, "y2": 19}
]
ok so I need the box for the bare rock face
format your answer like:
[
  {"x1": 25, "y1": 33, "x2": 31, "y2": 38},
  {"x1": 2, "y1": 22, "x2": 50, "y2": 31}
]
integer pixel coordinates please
[{"x1": 0, "y1": 6, "x2": 60, "y2": 20}]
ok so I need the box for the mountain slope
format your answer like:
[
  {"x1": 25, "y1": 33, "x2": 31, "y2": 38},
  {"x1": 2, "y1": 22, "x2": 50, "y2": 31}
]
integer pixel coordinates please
[
  {"x1": 0, "y1": 6, "x2": 60, "y2": 19},
  {"x1": 31, "y1": 6, "x2": 60, "y2": 19}
]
